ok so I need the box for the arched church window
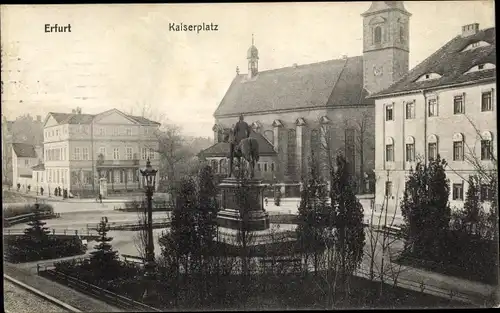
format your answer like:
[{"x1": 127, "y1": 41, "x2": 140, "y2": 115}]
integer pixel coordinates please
[
  {"x1": 287, "y1": 129, "x2": 297, "y2": 176},
  {"x1": 374, "y1": 26, "x2": 382, "y2": 44}
]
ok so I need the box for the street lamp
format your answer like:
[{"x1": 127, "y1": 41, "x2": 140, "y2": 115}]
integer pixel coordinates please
[{"x1": 140, "y1": 158, "x2": 157, "y2": 303}]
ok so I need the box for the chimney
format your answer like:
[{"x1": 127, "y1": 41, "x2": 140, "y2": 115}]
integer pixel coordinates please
[
  {"x1": 462, "y1": 23, "x2": 479, "y2": 37},
  {"x1": 293, "y1": 63, "x2": 298, "y2": 68}
]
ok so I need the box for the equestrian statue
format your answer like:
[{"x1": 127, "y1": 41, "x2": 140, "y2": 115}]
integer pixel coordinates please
[{"x1": 224, "y1": 114, "x2": 260, "y2": 179}]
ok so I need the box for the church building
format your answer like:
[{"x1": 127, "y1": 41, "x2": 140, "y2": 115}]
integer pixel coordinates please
[{"x1": 201, "y1": 2, "x2": 412, "y2": 197}]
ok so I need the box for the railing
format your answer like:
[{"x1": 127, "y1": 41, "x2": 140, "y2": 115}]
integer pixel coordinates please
[
  {"x1": 4, "y1": 228, "x2": 98, "y2": 238},
  {"x1": 39, "y1": 269, "x2": 162, "y2": 312},
  {"x1": 86, "y1": 218, "x2": 171, "y2": 231}
]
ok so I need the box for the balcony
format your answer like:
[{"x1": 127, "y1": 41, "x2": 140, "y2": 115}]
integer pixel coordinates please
[{"x1": 96, "y1": 159, "x2": 139, "y2": 168}]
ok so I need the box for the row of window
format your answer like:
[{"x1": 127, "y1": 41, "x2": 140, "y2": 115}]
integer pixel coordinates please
[
  {"x1": 45, "y1": 147, "x2": 67, "y2": 161},
  {"x1": 45, "y1": 125, "x2": 155, "y2": 140},
  {"x1": 385, "y1": 134, "x2": 493, "y2": 163},
  {"x1": 72, "y1": 147, "x2": 156, "y2": 161},
  {"x1": 385, "y1": 90, "x2": 494, "y2": 121},
  {"x1": 42, "y1": 168, "x2": 69, "y2": 184},
  {"x1": 384, "y1": 181, "x2": 493, "y2": 202},
  {"x1": 45, "y1": 127, "x2": 68, "y2": 139}
]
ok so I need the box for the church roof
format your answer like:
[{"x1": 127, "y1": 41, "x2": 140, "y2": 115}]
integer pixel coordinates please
[
  {"x1": 214, "y1": 56, "x2": 373, "y2": 117},
  {"x1": 12, "y1": 143, "x2": 37, "y2": 158},
  {"x1": 200, "y1": 131, "x2": 277, "y2": 157},
  {"x1": 371, "y1": 27, "x2": 496, "y2": 98}
]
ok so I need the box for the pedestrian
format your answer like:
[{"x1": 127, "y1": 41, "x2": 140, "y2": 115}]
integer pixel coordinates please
[
  {"x1": 99, "y1": 193, "x2": 103, "y2": 204},
  {"x1": 40, "y1": 186, "x2": 44, "y2": 196},
  {"x1": 264, "y1": 197, "x2": 268, "y2": 207}
]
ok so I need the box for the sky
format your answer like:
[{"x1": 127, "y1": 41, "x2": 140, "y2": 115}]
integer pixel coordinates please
[{"x1": 0, "y1": 1, "x2": 495, "y2": 137}]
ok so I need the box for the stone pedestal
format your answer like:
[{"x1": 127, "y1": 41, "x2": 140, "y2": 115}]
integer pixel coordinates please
[
  {"x1": 99, "y1": 178, "x2": 108, "y2": 198},
  {"x1": 216, "y1": 177, "x2": 270, "y2": 232}
]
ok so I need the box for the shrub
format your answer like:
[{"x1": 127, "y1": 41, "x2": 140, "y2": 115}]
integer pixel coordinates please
[{"x1": 4, "y1": 235, "x2": 85, "y2": 263}]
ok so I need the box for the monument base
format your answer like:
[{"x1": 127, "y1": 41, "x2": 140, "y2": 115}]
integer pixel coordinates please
[
  {"x1": 216, "y1": 177, "x2": 271, "y2": 232},
  {"x1": 216, "y1": 224, "x2": 297, "y2": 246}
]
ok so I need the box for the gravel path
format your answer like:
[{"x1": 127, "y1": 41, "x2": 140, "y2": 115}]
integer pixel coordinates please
[
  {"x1": 4, "y1": 279, "x2": 69, "y2": 313},
  {"x1": 4, "y1": 263, "x2": 122, "y2": 312}
]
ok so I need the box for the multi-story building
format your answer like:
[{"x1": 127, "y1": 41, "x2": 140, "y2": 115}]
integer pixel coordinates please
[
  {"x1": 370, "y1": 23, "x2": 496, "y2": 217},
  {"x1": 2, "y1": 114, "x2": 44, "y2": 185},
  {"x1": 11, "y1": 143, "x2": 43, "y2": 191},
  {"x1": 203, "y1": 2, "x2": 413, "y2": 196},
  {"x1": 42, "y1": 108, "x2": 161, "y2": 197}
]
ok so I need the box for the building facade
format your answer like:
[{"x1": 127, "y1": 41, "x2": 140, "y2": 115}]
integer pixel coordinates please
[
  {"x1": 205, "y1": 2, "x2": 412, "y2": 196},
  {"x1": 2, "y1": 114, "x2": 44, "y2": 186},
  {"x1": 11, "y1": 143, "x2": 43, "y2": 191},
  {"x1": 370, "y1": 23, "x2": 496, "y2": 217},
  {"x1": 42, "y1": 108, "x2": 161, "y2": 197}
]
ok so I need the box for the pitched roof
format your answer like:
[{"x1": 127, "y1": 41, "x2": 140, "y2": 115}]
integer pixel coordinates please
[
  {"x1": 12, "y1": 143, "x2": 37, "y2": 158},
  {"x1": 46, "y1": 110, "x2": 161, "y2": 125},
  {"x1": 214, "y1": 56, "x2": 373, "y2": 117},
  {"x1": 32, "y1": 163, "x2": 45, "y2": 171},
  {"x1": 371, "y1": 27, "x2": 496, "y2": 98},
  {"x1": 200, "y1": 131, "x2": 277, "y2": 157}
]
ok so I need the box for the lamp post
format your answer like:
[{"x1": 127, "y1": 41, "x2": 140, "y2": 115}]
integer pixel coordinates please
[{"x1": 140, "y1": 158, "x2": 157, "y2": 303}]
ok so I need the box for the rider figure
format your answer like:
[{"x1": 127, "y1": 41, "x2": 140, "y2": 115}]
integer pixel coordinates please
[{"x1": 233, "y1": 114, "x2": 251, "y2": 154}]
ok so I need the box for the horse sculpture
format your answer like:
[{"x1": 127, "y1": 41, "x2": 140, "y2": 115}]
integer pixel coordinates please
[{"x1": 224, "y1": 129, "x2": 260, "y2": 179}]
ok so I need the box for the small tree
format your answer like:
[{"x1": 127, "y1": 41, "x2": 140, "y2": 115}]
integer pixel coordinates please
[
  {"x1": 296, "y1": 152, "x2": 329, "y2": 275},
  {"x1": 330, "y1": 154, "x2": 365, "y2": 301},
  {"x1": 400, "y1": 155, "x2": 451, "y2": 259},
  {"x1": 89, "y1": 217, "x2": 120, "y2": 281},
  {"x1": 24, "y1": 204, "x2": 50, "y2": 241}
]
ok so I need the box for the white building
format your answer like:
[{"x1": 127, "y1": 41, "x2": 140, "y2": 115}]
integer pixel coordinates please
[
  {"x1": 11, "y1": 143, "x2": 43, "y2": 192},
  {"x1": 42, "y1": 108, "x2": 161, "y2": 197},
  {"x1": 370, "y1": 23, "x2": 496, "y2": 218}
]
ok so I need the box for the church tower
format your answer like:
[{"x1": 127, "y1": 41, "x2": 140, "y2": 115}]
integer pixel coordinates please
[
  {"x1": 362, "y1": 1, "x2": 411, "y2": 94},
  {"x1": 247, "y1": 34, "x2": 259, "y2": 79}
]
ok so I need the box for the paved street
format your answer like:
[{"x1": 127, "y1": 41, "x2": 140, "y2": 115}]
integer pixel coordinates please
[{"x1": 4, "y1": 279, "x2": 69, "y2": 313}]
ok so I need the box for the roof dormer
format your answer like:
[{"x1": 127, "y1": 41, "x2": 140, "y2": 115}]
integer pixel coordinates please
[
  {"x1": 461, "y1": 40, "x2": 491, "y2": 52},
  {"x1": 416, "y1": 73, "x2": 442, "y2": 82},
  {"x1": 464, "y1": 63, "x2": 496, "y2": 74}
]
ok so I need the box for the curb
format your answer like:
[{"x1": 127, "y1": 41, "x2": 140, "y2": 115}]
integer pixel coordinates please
[{"x1": 4, "y1": 274, "x2": 82, "y2": 312}]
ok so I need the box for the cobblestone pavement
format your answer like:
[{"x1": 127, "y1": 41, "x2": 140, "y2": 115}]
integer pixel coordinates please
[
  {"x1": 4, "y1": 263, "x2": 122, "y2": 312},
  {"x1": 3, "y1": 279, "x2": 69, "y2": 313}
]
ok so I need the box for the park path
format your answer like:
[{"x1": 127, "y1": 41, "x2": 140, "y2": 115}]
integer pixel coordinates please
[{"x1": 4, "y1": 261, "x2": 122, "y2": 312}]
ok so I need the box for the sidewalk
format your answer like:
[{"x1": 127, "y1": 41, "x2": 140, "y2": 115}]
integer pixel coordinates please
[
  {"x1": 4, "y1": 189, "x2": 131, "y2": 204},
  {"x1": 4, "y1": 262, "x2": 122, "y2": 312}
]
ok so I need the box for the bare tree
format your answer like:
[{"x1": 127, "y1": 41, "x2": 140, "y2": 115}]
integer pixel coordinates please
[
  {"x1": 363, "y1": 171, "x2": 407, "y2": 301},
  {"x1": 133, "y1": 200, "x2": 148, "y2": 261}
]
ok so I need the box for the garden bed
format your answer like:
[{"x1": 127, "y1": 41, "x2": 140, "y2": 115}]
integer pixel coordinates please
[
  {"x1": 395, "y1": 255, "x2": 497, "y2": 286},
  {"x1": 46, "y1": 260, "x2": 470, "y2": 310},
  {"x1": 395, "y1": 230, "x2": 498, "y2": 285}
]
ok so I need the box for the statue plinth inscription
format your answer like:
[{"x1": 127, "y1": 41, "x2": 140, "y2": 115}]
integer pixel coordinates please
[{"x1": 216, "y1": 177, "x2": 270, "y2": 232}]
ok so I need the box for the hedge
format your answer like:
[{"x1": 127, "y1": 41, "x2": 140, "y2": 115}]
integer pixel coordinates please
[{"x1": 4, "y1": 235, "x2": 86, "y2": 263}]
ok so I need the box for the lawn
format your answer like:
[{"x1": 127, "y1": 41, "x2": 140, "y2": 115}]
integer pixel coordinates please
[{"x1": 2, "y1": 190, "x2": 31, "y2": 204}]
